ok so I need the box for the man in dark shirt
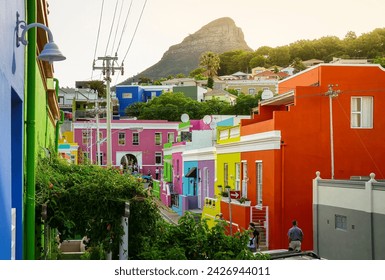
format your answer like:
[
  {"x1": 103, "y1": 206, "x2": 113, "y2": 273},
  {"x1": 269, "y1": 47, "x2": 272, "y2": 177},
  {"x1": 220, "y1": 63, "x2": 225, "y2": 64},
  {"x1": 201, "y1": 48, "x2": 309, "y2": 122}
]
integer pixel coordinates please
[{"x1": 287, "y1": 220, "x2": 303, "y2": 252}]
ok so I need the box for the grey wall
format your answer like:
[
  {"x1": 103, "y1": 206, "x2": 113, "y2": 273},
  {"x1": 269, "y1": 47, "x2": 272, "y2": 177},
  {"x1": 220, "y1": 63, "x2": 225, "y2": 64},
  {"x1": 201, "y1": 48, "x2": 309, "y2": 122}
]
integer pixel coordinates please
[{"x1": 315, "y1": 205, "x2": 385, "y2": 259}]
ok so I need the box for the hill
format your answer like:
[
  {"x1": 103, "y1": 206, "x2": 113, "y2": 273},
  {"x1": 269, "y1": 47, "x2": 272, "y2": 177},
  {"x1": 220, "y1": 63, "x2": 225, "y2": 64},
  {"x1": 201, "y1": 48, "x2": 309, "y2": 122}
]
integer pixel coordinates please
[{"x1": 121, "y1": 17, "x2": 252, "y2": 83}]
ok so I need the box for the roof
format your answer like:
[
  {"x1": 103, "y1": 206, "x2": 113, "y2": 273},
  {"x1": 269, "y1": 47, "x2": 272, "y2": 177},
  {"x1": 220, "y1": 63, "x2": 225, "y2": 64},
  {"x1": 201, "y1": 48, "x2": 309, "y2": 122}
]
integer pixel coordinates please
[{"x1": 260, "y1": 90, "x2": 294, "y2": 106}]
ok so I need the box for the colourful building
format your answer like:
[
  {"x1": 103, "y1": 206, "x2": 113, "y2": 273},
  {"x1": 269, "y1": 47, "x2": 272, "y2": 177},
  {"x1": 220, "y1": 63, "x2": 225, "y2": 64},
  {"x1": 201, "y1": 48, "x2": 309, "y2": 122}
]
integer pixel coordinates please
[
  {"x1": 1, "y1": 0, "x2": 65, "y2": 259},
  {"x1": 73, "y1": 119, "x2": 179, "y2": 175},
  {"x1": 239, "y1": 64, "x2": 385, "y2": 250}
]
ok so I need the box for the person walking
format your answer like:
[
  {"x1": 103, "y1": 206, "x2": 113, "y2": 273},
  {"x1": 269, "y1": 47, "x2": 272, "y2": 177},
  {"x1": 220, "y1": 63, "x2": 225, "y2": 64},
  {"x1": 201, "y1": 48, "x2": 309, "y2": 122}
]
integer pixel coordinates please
[
  {"x1": 155, "y1": 167, "x2": 160, "y2": 180},
  {"x1": 287, "y1": 220, "x2": 303, "y2": 252},
  {"x1": 247, "y1": 222, "x2": 260, "y2": 252}
]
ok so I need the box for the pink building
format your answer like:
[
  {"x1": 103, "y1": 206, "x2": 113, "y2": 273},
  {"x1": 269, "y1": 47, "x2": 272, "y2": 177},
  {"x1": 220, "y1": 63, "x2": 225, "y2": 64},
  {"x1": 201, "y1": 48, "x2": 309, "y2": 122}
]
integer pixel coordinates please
[{"x1": 73, "y1": 119, "x2": 179, "y2": 175}]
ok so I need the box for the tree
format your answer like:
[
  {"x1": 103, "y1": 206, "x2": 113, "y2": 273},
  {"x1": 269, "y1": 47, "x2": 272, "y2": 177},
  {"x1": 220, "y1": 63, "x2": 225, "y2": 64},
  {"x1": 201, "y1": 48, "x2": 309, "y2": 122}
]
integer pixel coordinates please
[
  {"x1": 291, "y1": 58, "x2": 307, "y2": 74},
  {"x1": 199, "y1": 51, "x2": 220, "y2": 88},
  {"x1": 125, "y1": 102, "x2": 146, "y2": 118},
  {"x1": 89, "y1": 80, "x2": 106, "y2": 98},
  {"x1": 35, "y1": 156, "x2": 159, "y2": 259},
  {"x1": 138, "y1": 212, "x2": 268, "y2": 260}
]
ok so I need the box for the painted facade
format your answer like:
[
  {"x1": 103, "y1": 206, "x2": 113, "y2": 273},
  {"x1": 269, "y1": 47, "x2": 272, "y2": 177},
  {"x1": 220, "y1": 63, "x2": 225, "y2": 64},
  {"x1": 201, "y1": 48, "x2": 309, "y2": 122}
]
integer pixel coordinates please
[
  {"x1": 0, "y1": 0, "x2": 25, "y2": 260},
  {"x1": 1, "y1": 0, "x2": 64, "y2": 259},
  {"x1": 313, "y1": 172, "x2": 385, "y2": 259},
  {"x1": 115, "y1": 85, "x2": 172, "y2": 117},
  {"x1": 239, "y1": 64, "x2": 385, "y2": 251},
  {"x1": 73, "y1": 119, "x2": 179, "y2": 176}
]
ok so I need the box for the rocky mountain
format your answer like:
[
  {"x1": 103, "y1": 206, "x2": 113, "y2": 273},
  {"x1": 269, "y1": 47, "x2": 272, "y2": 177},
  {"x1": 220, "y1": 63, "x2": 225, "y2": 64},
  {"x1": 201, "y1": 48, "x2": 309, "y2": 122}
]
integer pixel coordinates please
[{"x1": 122, "y1": 17, "x2": 252, "y2": 83}]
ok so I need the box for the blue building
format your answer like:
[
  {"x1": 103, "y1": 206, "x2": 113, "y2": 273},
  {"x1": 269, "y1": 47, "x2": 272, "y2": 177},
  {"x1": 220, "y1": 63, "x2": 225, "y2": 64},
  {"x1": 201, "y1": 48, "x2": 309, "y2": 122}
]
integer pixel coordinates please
[
  {"x1": 115, "y1": 85, "x2": 172, "y2": 117},
  {"x1": 0, "y1": 0, "x2": 25, "y2": 260}
]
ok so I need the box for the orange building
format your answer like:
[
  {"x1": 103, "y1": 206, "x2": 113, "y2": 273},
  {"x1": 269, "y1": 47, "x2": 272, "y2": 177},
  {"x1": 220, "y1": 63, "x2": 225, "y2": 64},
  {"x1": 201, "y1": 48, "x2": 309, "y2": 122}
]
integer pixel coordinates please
[{"x1": 240, "y1": 64, "x2": 385, "y2": 250}]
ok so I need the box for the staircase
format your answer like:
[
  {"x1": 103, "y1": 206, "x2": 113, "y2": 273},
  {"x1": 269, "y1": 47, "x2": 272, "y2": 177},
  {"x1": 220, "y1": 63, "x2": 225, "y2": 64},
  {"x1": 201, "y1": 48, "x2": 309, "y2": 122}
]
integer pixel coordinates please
[{"x1": 250, "y1": 205, "x2": 269, "y2": 250}]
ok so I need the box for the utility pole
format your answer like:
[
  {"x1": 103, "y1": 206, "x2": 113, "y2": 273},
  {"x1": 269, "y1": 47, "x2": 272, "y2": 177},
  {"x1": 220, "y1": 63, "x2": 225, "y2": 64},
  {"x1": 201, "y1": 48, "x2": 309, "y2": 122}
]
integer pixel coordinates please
[
  {"x1": 93, "y1": 56, "x2": 124, "y2": 167},
  {"x1": 325, "y1": 84, "x2": 340, "y2": 179}
]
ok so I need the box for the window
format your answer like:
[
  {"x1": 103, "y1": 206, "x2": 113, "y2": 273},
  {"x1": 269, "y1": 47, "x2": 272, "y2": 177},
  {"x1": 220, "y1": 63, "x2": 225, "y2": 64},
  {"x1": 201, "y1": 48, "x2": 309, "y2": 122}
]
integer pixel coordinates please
[
  {"x1": 235, "y1": 163, "x2": 241, "y2": 191},
  {"x1": 98, "y1": 132, "x2": 103, "y2": 144},
  {"x1": 335, "y1": 214, "x2": 347, "y2": 230},
  {"x1": 351, "y1": 96, "x2": 373, "y2": 128},
  {"x1": 155, "y1": 152, "x2": 162, "y2": 164},
  {"x1": 256, "y1": 161, "x2": 263, "y2": 205},
  {"x1": 168, "y1": 132, "x2": 174, "y2": 143},
  {"x1": 132, "y1": 132, "x2": 139, "y2": 145},
  {"x1": 242, "y1": 161, "x2": 248, "y2": 198},
  {"x1": 96, "y1": 153, "x2": 103, "y2": 165},
  {"x1": 83, "y1": 152, "x2": 89, "y2": 160},
  {"x1": 118, "y1": 132, "x2": 125, "y2": 146},
  {"x1": 204, "y1": 167, "x2": 209, "y2": 198},
  {"x1": 155, "y1": 132, "x2": 162, "y2": 145},
  {"x1": 82, "y1": 130, "x2": 90, "y2": 145},
  {"x1": 248, "y1": 88, "x2": 256, "y2": 94},
  {"x1": 224, "y1": 163, "x2": 229, "y2": 187}
]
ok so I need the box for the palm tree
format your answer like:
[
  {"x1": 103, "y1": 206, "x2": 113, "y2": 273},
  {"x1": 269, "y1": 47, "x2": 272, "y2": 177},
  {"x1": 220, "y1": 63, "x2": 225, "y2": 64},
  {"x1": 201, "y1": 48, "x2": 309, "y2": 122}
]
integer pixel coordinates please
[{"x1": 199, "y1": 51, "x2": 220, "y2": 88}]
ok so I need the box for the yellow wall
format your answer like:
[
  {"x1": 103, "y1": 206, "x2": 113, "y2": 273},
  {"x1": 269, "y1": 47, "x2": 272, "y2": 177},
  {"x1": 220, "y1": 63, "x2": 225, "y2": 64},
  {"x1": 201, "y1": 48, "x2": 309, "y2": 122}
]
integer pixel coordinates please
[{"x1": 216, "y1": 152, "x2": 241, "y2": 194}]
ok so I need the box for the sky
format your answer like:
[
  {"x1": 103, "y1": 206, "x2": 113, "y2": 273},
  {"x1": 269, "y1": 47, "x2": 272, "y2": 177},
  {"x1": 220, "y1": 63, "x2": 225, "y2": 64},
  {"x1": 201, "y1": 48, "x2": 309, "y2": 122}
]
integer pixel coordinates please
[{"x1": 48, "y1": 0, "x2": 385, "y2": 88}]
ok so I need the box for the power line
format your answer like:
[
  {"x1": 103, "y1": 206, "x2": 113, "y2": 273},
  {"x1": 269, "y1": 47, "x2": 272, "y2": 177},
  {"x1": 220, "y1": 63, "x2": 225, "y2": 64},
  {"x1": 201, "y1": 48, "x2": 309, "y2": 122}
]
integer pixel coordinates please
[
  {"x1": 104, "y1": 0, "x2": 120, "y2": 56},
  {"x1": 91, "y1": 0, "x2": 105, "y2": 80},
  {"x1": 115, "y1": 0, "x2": 133, "y2": 55},
  {"x1": 111, "y1": 0, "x2": 124, "y2": 55},
  {"x1": 122, "y1": 0, "x2": 148, "y2": 62}
]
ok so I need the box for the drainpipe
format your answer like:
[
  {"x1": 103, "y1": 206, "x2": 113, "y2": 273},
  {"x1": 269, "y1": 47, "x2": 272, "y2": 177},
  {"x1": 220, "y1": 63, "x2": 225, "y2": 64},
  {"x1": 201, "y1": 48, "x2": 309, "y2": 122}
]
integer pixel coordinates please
[
  {"x1": 54, "y1": 78, "x2": 64, "y2": 153},
  {"x1": 25, "y1": 0, "x2": 37, "y2": 260}
]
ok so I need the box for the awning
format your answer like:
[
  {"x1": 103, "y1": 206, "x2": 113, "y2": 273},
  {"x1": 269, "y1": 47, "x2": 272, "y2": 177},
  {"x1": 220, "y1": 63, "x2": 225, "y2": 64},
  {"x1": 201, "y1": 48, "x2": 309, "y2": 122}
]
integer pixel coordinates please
[{"x1": 185, "y1": 167, "x2": 197, "y2": 178}]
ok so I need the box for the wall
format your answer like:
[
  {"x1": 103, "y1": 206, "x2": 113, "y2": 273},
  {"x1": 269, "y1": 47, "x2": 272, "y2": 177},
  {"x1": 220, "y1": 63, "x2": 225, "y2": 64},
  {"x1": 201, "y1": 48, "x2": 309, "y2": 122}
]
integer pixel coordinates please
[
  {"x1": 313, "y1": 174, "x2": 385, "y2": 259},
  {"x1": 0, "y1": 0, "x2": 26, "y2": 260}
]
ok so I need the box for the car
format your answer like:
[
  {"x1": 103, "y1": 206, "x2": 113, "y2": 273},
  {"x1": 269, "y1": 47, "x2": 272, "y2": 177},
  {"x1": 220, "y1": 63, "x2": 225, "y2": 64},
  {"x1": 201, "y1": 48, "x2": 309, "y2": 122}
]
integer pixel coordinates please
[{"x1": 258, "y1": 249, "x2": 323, "y2": 260}]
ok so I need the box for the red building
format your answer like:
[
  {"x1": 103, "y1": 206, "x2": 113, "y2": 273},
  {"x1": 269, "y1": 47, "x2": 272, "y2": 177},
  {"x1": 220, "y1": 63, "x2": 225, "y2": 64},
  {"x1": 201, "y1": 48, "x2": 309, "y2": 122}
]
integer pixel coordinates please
[{"x1": 240, "y1": 64, "x2": 385, "y2": 250}]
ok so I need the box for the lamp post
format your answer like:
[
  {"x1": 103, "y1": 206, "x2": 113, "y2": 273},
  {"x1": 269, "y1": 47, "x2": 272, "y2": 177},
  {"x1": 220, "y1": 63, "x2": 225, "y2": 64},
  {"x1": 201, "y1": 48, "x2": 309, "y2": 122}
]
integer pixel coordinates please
[{"x1": 225, "y1": 186, "x2": 233, "y2": 236}]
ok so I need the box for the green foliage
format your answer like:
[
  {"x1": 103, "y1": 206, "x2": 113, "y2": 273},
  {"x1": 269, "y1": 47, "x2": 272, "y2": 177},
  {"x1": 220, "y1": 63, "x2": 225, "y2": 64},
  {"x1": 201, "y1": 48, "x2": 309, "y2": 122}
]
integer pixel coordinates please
[
  {"x1": 35, "y1": 156, "x2": 160, "y2": 259},
  {"x1": 199, "y1": 51, "x2": 221, "y2": 78},
  {"x1": 89, "y1": 80, "x2": 106, "y2": 98},
  {"x1": 217, "y1": 28, "x2": 385, "y2": 75},
  {"x1": 139, "y1": 212, "x2": 265, "y2": 260}
]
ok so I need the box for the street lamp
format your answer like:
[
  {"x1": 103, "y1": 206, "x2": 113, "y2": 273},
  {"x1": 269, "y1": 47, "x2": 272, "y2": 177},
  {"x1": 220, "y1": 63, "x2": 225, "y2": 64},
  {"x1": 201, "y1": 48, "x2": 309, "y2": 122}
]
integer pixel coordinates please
[
  {"x1": 15, "y1": 12, "x2": 66, "y2": 63},
  {"x1": 225, "y1": 185, "x2": 233, "y2": 236}
]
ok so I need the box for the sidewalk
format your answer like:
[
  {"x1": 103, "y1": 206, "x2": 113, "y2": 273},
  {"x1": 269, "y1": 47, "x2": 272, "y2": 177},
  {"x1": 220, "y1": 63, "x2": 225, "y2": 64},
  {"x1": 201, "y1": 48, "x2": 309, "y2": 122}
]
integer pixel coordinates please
[{"x1": 153, "y1": 198, "x2": 181, "y2": 225}]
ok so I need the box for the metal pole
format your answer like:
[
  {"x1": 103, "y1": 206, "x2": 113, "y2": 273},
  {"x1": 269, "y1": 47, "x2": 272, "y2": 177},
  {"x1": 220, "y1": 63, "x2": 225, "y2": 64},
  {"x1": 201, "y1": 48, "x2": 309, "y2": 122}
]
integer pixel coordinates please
[
  {"x1": 96, "y1": 99, "x2": 101, "y2": 166},
  {"x1": 227, "y1": 188, "x2": 233, "y2": 236},
  {"x1": 326, "y1": 84, "x2": 339, "y2": 179},
  {"x1": 93, "y1": 56, "x2": 123, "y2": 168},
  {"x1": 329, "y1": 95, "x2": 335, "y2": 179},
  {"x1": 105, "y1": 60, "x2": 112, "y2": 167}
]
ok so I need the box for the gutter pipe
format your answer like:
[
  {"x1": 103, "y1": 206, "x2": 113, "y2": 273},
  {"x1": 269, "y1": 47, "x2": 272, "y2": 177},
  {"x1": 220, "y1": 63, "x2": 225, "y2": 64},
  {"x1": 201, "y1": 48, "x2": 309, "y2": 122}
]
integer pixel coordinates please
[{"x1": 25, "y1": 0, "x2": 37, "y2": 260}]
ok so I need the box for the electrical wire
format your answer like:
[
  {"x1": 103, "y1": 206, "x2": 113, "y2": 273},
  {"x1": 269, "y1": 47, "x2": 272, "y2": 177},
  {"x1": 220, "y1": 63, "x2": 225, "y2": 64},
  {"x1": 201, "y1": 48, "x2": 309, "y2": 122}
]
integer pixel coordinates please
[
  {"x1": 115, "y1": 0, "x2": 134, "y2": 55},
  {"x1": 104, "y1": 0, "x2": 120, "y2": 56},
  {"x1": 91, "y1": 0, "x2": 105, "y2": 80},
  {"x1": 122, "y1": 0, "x2": 148, "y2": 62},
  {"x1": 110, "y1": 0, "x2": 124, "y2": 55}
]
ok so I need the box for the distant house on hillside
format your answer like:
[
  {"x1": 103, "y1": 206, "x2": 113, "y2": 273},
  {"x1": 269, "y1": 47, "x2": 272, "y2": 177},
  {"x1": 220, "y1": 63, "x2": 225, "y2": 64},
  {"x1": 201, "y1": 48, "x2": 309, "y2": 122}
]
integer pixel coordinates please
[{"x1": 203, "y1": 89, "x2": 237, "y2": 105}]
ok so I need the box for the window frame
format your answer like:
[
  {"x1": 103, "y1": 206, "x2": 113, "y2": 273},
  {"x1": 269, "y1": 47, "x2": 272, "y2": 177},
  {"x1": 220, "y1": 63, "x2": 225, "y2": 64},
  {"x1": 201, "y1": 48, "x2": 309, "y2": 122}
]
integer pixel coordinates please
[
  {"x1": 351, "y1": 96, "x2": 373, "y2": 129},
  {"x1": 118, "y1": 132, "x2": 126, "y2": 146},
  {"x1": 155, "y1": 132, "x2": 162, "y2": 146},
  {"x1": 132, "y1": 132, "x2": 139, "y2": 146}
]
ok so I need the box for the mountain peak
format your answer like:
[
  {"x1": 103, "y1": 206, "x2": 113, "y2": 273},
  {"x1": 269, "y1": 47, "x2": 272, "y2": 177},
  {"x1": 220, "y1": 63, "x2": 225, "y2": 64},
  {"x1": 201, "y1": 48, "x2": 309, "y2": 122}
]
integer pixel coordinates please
[{"x1": 122, "y1": 17, "x2": 252, "y2": 83}]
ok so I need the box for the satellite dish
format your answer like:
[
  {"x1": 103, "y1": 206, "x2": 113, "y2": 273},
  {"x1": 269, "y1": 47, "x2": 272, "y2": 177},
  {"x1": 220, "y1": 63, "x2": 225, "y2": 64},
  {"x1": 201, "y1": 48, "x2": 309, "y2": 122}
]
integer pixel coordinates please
[
  {"x1": 261, "y1": 89, "x2": 274, "y2": 100},
  {"x1": 181, "y1": 113, "x2": 190, "y2": 123},
  {"x1": 203, "y1": 115, "x2": 212, "y2": 124}
]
